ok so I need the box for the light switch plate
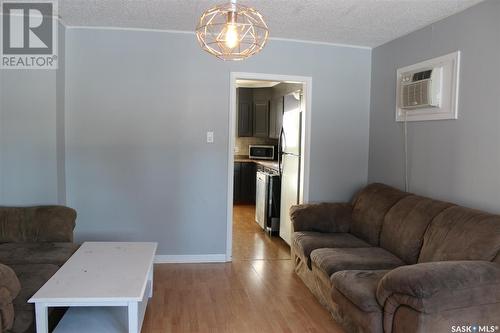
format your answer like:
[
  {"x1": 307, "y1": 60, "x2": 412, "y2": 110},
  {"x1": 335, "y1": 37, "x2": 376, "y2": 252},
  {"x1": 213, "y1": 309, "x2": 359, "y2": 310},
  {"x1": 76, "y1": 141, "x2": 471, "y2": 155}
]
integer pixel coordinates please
[{"x1": 206, "y1": 131, "x2": 214, "y2": 143}]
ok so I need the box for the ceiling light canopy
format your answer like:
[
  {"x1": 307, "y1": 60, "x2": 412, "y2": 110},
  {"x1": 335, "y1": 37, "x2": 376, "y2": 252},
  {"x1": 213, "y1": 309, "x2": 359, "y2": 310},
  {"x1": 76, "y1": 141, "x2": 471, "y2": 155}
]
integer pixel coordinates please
[{"x1": 195, "y1": 0, "x2": 269, "y2": 61}]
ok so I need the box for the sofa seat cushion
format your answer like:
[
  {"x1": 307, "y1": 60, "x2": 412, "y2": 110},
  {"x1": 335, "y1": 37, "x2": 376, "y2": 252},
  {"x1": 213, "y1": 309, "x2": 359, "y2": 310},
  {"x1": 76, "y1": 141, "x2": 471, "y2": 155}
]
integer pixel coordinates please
[
  {"x1": 0, "y1": 242, "x2": 78, "y2": 266},
  {"x1": 10, "y1": 264, "x2": 59, "y2": 312},
  {"x1": 311, "y1": 247, "x2": 404, "y2": 278},
  {"x1": 292, "y1": 232, "x2": 371, "y2": 268},
  {"x1": 8, "y1": 264, "x2": 59, "y2": 333},
  {"x1": 9, "y1": 308, "x2": 34, "y2": 333},
  {"x1": 331, "y1": 270, "x2": 389, "y2": 313}
]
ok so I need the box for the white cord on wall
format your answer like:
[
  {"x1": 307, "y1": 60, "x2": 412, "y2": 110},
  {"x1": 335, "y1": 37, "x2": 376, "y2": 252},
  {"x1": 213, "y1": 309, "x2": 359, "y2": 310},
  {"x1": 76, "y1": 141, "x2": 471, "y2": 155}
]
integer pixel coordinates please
[{"x1": 403, "y1": 111, "x2": 409, "y2": 192}]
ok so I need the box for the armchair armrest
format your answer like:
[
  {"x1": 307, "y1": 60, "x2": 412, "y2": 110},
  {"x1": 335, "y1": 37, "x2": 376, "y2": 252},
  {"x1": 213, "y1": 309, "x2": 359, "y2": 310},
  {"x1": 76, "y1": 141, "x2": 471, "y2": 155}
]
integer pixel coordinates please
[
  {"x1": 290, "y1": 202, "x2": 353, "y2": 233},
  {"x1": 0, "y1": 206, "x2": 77, "y2": 242},
  {"x1": 0, "y1": 263, "x2": 21, "y2": 332},
  {"x1": 377, "y1": 261, "x2": 500, "y2": 332}
]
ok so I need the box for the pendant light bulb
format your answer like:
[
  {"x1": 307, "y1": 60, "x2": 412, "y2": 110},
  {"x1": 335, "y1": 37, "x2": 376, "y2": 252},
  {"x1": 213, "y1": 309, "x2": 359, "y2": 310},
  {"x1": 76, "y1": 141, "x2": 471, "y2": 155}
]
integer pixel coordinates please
[{"x1": 225, "y1": 23, "x2": 239, "y2": 49}]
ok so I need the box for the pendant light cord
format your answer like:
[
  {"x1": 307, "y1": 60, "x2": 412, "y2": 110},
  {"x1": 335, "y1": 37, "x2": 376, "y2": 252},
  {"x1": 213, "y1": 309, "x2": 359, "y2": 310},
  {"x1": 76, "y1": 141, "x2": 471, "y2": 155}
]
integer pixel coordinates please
[{"x1": 404, "y1": 111, "x2": 409, "y2": 192}]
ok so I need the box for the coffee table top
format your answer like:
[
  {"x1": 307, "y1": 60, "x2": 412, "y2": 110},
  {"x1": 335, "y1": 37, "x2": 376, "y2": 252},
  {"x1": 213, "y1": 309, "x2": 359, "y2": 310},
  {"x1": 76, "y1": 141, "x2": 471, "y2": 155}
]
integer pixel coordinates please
[{"x1": 29, "y1": 242, "x2": 157, "y2": 304}]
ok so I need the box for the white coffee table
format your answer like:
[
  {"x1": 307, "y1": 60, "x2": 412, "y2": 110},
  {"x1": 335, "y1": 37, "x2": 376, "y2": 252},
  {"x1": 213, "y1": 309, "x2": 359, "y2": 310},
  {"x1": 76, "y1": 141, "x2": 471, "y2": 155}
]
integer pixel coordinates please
[{"x1": 29, "y1": 242, "x2": 157, "y2": 333}]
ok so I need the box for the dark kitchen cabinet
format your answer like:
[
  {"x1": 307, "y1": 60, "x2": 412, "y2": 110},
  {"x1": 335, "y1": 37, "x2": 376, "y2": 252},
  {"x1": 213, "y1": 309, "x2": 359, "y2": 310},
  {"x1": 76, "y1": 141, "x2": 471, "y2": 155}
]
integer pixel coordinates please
[
  {"x1": 269, "y1": 96, "x2": 283, "y2": 139},
  {"x1": 253, "y1": 100, "x2": 270, "y2": 138},
  {"x1": 238, "y1": 88, "x2": 273, "y2": 138},
  {"x1": 233, "y1": 162, "x2": 256, "y2": 204},
  {"x1": 237, "y1": 88, "x2": 253, "y2": 137},
  {"x1": 233, "y1": 162, "x2": 241, "y2": 202},
  {"x1": 241, "y1": 162, "x2": 256, "y2": 202}
]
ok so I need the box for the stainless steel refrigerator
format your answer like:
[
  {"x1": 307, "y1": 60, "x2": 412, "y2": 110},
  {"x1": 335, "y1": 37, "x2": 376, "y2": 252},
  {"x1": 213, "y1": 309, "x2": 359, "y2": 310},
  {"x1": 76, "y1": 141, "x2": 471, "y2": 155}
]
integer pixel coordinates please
[{"x1": 279, "y1": 92, "x2": 302, "y2": 245}]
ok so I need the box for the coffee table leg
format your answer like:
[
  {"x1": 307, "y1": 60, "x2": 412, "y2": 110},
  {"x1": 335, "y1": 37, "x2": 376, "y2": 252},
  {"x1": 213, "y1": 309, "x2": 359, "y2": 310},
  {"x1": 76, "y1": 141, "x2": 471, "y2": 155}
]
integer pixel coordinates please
[
  {"x1": 34, "y1": 303, "x2": 48, "y2": 333},
  {"x1": 128, "y1": 301, "x2": 139, "y2": 333},
  {"x1": 148, "y1": 265, "x2": 153, "y2": 298}
]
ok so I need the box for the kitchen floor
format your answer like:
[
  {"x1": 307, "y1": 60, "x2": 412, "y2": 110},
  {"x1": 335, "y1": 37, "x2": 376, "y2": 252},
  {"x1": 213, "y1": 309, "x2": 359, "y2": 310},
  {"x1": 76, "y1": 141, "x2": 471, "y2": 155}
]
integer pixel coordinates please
[{"x1": 232, "y1": 204, "x2": 290, "y2": 260}]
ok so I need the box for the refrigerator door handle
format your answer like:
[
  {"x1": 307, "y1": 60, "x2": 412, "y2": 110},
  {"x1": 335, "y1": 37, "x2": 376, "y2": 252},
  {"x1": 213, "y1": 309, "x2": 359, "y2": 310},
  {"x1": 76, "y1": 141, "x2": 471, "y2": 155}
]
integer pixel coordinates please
[
  {"x1": 278, "y1": 127, "x2": 284, "y2": 175},
  {"x1": 281, "y1": 127, "x2": 287, "y2": 154}
]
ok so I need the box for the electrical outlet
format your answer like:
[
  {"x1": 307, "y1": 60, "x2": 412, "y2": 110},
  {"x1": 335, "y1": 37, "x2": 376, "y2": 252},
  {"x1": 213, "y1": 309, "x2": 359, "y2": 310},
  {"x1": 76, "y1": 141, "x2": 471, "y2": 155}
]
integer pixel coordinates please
[{"x1": 206, "y1": 131, "x2": 214, "y2": 143}]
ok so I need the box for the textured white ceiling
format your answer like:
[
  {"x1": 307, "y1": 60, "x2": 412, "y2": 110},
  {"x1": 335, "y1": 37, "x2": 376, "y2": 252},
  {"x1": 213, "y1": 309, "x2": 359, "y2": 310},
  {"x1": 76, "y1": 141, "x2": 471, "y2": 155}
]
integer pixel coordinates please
[{"x1": 59, "y1": 0, "x2": 485, "y2": 47}]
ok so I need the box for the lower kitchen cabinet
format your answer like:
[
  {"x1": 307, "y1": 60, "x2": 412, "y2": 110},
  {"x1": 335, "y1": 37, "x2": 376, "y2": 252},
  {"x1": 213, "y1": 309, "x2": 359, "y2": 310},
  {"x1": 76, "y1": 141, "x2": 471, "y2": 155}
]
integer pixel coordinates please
[
  {"x1": 233, "y1": 162, "x2": 256, "y2": 204},
  {"x1": 233, "y1": 163, "x2": 241, "y2": 203}
]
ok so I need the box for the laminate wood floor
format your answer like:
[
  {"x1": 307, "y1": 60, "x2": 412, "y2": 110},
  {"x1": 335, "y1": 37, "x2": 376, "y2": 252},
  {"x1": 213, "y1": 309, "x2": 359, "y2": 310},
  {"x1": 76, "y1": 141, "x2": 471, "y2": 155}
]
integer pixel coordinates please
[
  {"x1": 232, "y1": 204, "x2": 291, "y2": 260},
  {"x1": 141, "y1": 205, "x2": 345, "y2": 333}
]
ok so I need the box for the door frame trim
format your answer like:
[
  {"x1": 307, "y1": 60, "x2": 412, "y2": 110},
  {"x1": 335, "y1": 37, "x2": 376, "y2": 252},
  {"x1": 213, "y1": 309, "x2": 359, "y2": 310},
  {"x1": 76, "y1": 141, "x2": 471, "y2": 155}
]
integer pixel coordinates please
[{"x1": 226, "y1": 72, "x2": 312, "y2": 261}]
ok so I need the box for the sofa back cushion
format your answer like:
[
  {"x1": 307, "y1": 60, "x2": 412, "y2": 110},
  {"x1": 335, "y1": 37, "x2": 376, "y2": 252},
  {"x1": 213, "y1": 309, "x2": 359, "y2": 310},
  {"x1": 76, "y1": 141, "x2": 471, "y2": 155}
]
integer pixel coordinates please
[
  {"x1": 0, "y1": 206, "x2": 76, "y2": 243},
  {"x1": 380, "y1": 195, "x2": 453, "y2": 264},
  {"x1": 418, "y1": 206, "x2": 500, "y2": 263},
  {"x1": 351, "y1": 183, "x2": 409, "y2": 245}
]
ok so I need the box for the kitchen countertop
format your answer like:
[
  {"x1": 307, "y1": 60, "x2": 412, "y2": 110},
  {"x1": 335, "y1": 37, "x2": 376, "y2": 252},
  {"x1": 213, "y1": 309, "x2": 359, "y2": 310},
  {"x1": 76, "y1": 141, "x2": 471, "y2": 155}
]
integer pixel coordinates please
[{"x1": 234, "y1": 156, "x2": 279, "y2": 171}]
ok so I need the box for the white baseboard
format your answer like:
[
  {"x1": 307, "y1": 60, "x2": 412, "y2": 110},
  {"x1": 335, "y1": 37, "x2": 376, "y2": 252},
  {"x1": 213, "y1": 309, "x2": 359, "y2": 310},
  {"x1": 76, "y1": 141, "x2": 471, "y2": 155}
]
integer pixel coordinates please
[{"x1": 154, "y1": 254, "x2": 228, "y2": 263}]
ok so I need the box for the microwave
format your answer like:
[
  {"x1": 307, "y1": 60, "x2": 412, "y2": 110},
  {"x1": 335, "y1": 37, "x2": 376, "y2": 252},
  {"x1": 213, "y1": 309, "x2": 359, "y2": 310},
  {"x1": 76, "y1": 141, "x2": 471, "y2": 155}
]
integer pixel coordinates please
[{"x1": 249, "y1": 145, "x2": 276, "y2": 160}]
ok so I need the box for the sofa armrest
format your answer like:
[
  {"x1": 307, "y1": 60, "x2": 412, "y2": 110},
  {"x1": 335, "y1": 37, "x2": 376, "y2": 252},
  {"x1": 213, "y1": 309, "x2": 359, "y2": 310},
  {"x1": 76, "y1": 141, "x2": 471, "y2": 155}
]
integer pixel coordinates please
[
  {"x1": 290, "y1": 203, "x2": 353, "y2": 233},
  {"x1": 0, "y1": 264, "x2": 21, "y2": 332},
  {"x1": 0, "y1": 206, "x2": 77, "y2": 242},
  {"x1": 377, "y1": 261, "x2": 500, "y2": 331},
  {"x1": 0, "y1": 264, "x2": 20, "y2": 304}
]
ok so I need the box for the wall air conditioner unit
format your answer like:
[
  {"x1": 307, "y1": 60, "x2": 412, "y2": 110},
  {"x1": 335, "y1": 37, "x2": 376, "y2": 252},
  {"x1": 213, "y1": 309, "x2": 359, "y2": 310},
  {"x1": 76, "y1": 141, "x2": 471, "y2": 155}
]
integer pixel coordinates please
[
  {"x1": 400, "y1": 68, "x2": 442, "y2": 109},
  {"x1": 396, "y1": 51, "x2": 460, "y2": 122}
]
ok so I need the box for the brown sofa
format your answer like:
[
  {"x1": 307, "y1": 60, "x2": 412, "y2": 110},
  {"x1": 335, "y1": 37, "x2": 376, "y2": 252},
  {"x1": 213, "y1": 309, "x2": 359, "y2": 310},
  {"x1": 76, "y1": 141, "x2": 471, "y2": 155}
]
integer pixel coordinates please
[
  {"x1": 291, "y1": 183, "x2": 500, "y2": 333},
  {"x1": 0, "y1": 206, "x2": 79, "y2": 333}
]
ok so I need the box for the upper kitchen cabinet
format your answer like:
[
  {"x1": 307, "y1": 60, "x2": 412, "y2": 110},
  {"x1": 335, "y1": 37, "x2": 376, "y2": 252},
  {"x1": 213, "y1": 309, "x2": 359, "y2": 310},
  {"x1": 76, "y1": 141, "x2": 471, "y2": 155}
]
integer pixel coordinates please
[
  {"x1": 237, "y1": 88, "x2": 253, "y2": 137},
  {"x1": 269, "y1": 96, "x2": 283, "y2": 139},
  {"x1": 253, "y1": 100, "x2": 269, "y2": 138},
  {"x1": 237, "y1": 87, "x2": 274, "y2": 138},
  {"x1": 251, "y1": 88, "x2": 272, "y2": 138}
]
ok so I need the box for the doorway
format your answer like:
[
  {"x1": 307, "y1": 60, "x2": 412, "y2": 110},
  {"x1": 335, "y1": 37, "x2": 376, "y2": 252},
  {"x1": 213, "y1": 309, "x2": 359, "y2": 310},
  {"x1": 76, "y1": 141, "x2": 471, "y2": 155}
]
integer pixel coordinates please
[{"x1": 226, "y1": 72, "x2": 312, "y2": 261}]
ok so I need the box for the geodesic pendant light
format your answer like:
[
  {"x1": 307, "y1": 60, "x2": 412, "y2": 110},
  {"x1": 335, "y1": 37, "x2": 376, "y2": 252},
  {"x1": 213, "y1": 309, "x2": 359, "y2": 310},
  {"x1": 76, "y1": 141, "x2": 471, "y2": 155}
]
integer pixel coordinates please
[{"x1": 195, "y1": 0, "x2": 269, "y2": 61}]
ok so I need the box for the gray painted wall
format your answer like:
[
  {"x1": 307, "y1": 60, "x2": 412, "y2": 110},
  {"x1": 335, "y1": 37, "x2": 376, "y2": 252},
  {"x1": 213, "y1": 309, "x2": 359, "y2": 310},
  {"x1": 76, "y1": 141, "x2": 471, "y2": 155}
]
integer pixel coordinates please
[
  {"x1": 0, "y1": 21, "x2": 66, "y2": 205},
  {"x1": 57, "y1": 23, "x2": 67, "y2": 205},
  {"x1": 369, "y1": 0, "x2": 500, "y2": 213},
  {"x1": 0, "y1": 69, "x2": 58, "y2": 204},
  {"x1": 65, "y1": 29, "x2": 371, "y2": 254}
]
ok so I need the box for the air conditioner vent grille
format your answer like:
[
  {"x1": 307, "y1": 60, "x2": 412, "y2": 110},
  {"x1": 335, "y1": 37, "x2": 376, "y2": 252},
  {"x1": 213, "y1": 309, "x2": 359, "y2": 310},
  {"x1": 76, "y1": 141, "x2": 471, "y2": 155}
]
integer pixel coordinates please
[{"x1": 402, "y1": 80, "x2": 430, "y2": 108}]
